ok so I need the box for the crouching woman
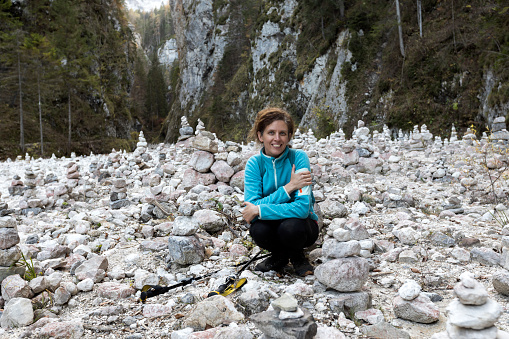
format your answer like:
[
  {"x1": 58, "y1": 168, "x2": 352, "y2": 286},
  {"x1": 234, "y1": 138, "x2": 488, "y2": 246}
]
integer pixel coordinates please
[{"x1": 242, "y1": 107, "x2": 319, "y2": 276}]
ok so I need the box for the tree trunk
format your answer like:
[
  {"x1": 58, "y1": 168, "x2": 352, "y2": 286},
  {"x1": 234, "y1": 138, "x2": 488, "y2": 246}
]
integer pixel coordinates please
[
  {"x1": 321, "y1": 15, "x2": 325, "y2": 42},
  {"x1": 17, "y1": 33, "x2": 24, "y2": 153},
  {"x1": 38, "y1": 70, "x2": 43, "y2": 156},
  {"x1": 395, "y1": 0, "x2": 405, "y2": 58},
  {"x1": 68, "y1": 90, "x2": 71, "y2": 154},
  {"x1": 417, "y1": 0, "x2": 423, "y2": 38},
  {"x1": 451, "y1": 0, "x2": 456, "y2": 50}
]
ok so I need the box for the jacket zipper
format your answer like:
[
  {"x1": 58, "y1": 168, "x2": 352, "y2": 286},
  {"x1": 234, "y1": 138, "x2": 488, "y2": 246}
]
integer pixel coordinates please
[{"x1": 272, "y1": 159, "x2": 277, "y2": 187}]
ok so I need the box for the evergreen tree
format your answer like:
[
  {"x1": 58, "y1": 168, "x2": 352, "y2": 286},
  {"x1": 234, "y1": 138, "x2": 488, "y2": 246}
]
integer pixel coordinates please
[
  {"x1": 0, "y1": 1, "x2": 24, "y2": 151},
  {"x1": 23, "y1": 33, "x2": 58, "y2": 156},
  {"x1": 50, "y1": 0, "x2": 100, "y2": 153},
  {"x1": 145, "y1": 53, "x2": 168, "y2": 130}
]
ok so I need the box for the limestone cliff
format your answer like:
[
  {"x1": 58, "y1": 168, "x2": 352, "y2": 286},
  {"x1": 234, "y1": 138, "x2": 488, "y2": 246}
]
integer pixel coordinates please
[
  {"x1": 163, "y1": 0, "x2": 509, "y2": 143},
  {"x1": 165, "y1": 0, "x2": 351, "y2": 142}
]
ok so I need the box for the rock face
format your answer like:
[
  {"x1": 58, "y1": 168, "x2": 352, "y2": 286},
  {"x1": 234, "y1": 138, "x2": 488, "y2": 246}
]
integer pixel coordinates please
[{"x1": 165, "y1": 0, "x2": 353, "y2": 141}]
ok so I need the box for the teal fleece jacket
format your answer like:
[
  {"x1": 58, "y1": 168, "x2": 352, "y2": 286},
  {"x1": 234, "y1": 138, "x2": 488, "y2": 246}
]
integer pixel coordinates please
[{"x1": 244, "y1": 146, "x2": 317, "y2": 221}]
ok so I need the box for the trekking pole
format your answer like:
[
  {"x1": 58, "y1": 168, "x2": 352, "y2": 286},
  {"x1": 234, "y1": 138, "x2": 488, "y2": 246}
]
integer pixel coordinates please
[
  {"x1": 207, "y1": 250, "x2": 267, "y2": 297},
  {"x1": 139, "y1": 251, "x2": 270, "y2": 302},
  {"x1": 139, "y1": 272, "x2": 213, "y2": 303}
]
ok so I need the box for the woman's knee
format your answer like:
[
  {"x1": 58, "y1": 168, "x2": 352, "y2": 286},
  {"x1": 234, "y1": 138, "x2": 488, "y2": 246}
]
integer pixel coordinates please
[
  {"x1": 249, "y1": 221, "x2": 276, "y2": 249},
  {"x1": 278, "y1": 219, "x2": 308, "y2": 242},
  {"x1": 279, "y1": 218, "x2": 318, "y2": 248}
]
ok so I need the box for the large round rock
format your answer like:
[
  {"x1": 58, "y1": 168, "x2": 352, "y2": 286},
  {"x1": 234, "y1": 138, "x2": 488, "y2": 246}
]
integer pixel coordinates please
[
  {"x1": 315, "y1": 257, "x2": 369, "y2": 292},
  {"x1": 167, "y1": 235, "x2": 205, "y2": 265}
]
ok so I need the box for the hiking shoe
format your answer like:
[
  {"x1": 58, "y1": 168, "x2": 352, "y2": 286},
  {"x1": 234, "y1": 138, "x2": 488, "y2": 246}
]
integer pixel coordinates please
[
  {"x1": 290, "y1": 252, "x2": 314, "y2": 276},
  {"x1": 254, "y1": 254, "x2": 289, "y2": 272}
]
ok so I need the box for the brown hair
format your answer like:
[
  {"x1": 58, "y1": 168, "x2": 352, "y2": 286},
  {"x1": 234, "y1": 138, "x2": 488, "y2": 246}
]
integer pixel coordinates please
[{"x1": 248, "y1": 107, "x2": 295, "y2": 143}]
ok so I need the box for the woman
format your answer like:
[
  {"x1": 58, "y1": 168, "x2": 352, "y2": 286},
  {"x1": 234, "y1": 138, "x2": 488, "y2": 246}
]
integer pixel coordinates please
[{"x1": 242, "y1": 107, "x2": 319, "y2": 276}]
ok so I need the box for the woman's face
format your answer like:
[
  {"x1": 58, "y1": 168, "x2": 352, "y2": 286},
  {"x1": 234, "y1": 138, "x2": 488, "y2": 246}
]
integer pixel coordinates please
[{"x1": 257, "y1": 120, "x2": 291, "y2": 158}]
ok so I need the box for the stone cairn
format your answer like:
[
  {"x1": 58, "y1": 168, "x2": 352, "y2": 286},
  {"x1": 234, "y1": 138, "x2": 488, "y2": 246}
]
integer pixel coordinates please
[
  {"x1": 491, "y1": 116, "x2": 509, "y2": 143},
  {"x1": 493, "y1": 234, "x2": 509, "y2": 297},
  {"x1": 314, "y1": 217, "x2": 372, "y2": 315},
  {"x1": 178, "y1": 119, "x2": 240, "y2": 192},
  {"x1": 393, "y1": 279, "x2": 440, "y2": 324},
  {"x1": 8, "y1": 175, "x2": 24, "y2": 196},
  {"x1": 178, "y1": 116, "x2": 194, "y2": 141},
  {"x1": 250, "y1": 293, "x2": 318, "y2": 339},
  {"x1": 462, "y1": 126, "x2": 477, "y2": 146},
  {"x1": 133, "y1": 131, "x2": 151, "y2": 166},
  {"x1": 292, "y1": 129, "x2": 304, "y2": 149},
  {"x1": 431, "y1": 272, "x2": 509, "y2": 338},
  {"x1": 0, "y1": 216, "x2": 24, "y2": 285},
  {"x1": 23, "y1": 167, "x2": 37, "y2": 200},
  {"x1": 89, "y1": 159, "x2": 100, "y2": 178},
  {"x1": 110, "y1": 178, "x2": 129, "y2": 210},
  {"x1": 195, "y1": 118, "x2": 205, "y2": 135},
  {"x1": 353, "y1": 120, "x2": 370, "y2": 144},
  {"x1": 66, "y1": 162, "x2": 80, "y2": 189},
  {"x1": 408, "y1": 125, "x2": 433, "y2": 151},
  {"x1": 106, "y1": 149, "x2": 121, "y2": 177},
  {"x1": 0, "y1": 193, "x2": 7, "y2": 217},
  {"x1": 450, "y1": 124, "x2": 459, "y2": 143}
]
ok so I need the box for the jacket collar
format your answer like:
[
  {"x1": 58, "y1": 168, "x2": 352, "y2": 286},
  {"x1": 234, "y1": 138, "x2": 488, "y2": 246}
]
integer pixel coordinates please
[{"x1": 260, "y1": 146, "x2": 289, "y2": 164}]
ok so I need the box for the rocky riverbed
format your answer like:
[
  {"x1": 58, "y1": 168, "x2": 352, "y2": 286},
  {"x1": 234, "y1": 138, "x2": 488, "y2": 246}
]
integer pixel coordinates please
[{"x1": 1, "y1": 119, "x2": 509, "y2": 339}]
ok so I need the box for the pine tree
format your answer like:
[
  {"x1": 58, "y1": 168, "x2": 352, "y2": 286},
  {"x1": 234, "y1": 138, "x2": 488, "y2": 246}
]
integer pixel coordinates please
[
  {"x1": 0, "y1": 1, "x2": 24, "y2": 152},
  {"x1": 145, "y1": 53, "x2": 168, "y2": 130},
  {"x1": 50, "y1": 0, "x2": 100, "y2": 154},
  {"x1": 23, "y1": 33, "x2": 57, "y2": 156}
]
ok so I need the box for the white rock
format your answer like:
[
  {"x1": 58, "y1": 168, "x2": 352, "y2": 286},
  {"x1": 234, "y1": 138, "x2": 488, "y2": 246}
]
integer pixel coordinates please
[
  {"x1": 398, "y1": 279, "x2": 422, "y2": 301},
  {"x1": 0, "y1": 297, "x2": 34, "y2": 328},
  {"x1": 77, "y1": 278, "x2": 94, "y2": 292}
]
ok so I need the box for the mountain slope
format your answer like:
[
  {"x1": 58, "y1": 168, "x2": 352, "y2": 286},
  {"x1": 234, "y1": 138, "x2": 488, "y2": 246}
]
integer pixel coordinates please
[{"x1": 163, "y1": 0, "x2": 509, "y2": 143}]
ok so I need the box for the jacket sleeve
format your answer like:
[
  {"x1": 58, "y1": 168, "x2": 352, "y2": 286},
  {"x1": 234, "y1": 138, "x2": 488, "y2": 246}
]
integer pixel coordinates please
[
  {"x1": 244, "y1": 157, "x2": 291, "y2": 206},
  {"x1": 258, "y1": 151, "x2": 313, "y2": 220}
]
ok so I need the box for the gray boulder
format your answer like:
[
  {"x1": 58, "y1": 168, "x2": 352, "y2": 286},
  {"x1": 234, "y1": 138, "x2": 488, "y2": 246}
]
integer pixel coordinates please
[
  {"x1": 167, "y1": 235, "x2": 205, "y2": 265},
  {"x1": 0, "y1": 297, "x2": 34, "y2": 328},
  {"x1": 315, "y1": 257, "x2": 369, "y2": 292}
]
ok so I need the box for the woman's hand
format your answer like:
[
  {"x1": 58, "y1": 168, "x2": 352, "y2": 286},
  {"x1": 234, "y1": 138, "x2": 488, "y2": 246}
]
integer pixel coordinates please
[
  {"x1": 242, "y1": 201, "x2": 259, "y2": 223},
  {"x1": 285, "y1": 164, "x2": 312, "y2": 194}
]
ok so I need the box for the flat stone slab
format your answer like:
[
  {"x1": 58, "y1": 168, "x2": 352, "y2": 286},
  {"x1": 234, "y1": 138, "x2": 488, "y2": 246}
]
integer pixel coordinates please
[{"x1": 96, "y1": 282, "x2": 135, "y2": 299}]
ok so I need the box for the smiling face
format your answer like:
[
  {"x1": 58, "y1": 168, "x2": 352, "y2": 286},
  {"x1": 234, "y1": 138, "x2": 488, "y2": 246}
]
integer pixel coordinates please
[{"x1": 257, "y1": 120, "x2": 291, "y2": 158}]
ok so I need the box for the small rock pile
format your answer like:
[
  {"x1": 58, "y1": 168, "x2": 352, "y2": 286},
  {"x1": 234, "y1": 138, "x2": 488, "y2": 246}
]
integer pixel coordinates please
[
  {"x1": 22, "y1": 167, "x2": 36, "y2": 199},
  {"x1": 491, "y1": 116, "x2": 509, "y2": 142},
  {"x1": 0, "y1": 193, "x2": 11, "y2": 217},
  {"x1": 0, "y1": 216, "x2": 24, "y2": 283},
  {"x1": 110, "y1": 178, "x2": 129, "y2": 210},
  {"x1": 393, "y1": 279, "x2": 440, "y2": 324},
  {"x1": 134, "y1": 131, "x2": 151, "y2": 165},
  {"x1": 493, "y1": 234, "x2": 509, "y2": 296},
  {"x1": 167, "y1": 213, "x2": 205, "y2": 265},
  {"x1": 178, "y1": 116, "x2": 194, "y2": 141},
  {"x1": 66, "y1": 161, "x2": 80, "y2": 189},
  {"x1": 250, "y1": 293, "x2": 319, "y2": 339},
  {"x1": 8, "y1": 175, "x2": 24, "y2": 196},
  {"x1": 314, "y1": 217, "x2": 372, "y2": 316},
  {"x1": 431, "y1": 272, "x2": 508, "y2": 338}
]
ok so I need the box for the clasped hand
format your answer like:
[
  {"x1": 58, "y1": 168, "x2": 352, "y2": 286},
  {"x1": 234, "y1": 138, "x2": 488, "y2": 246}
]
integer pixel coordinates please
[
  {"x1": 242, "y1": 165, "x2": 312, "y2": 223},
  {"x1": 284, "y1": 164, "x2": 312, "y2": 194}
]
